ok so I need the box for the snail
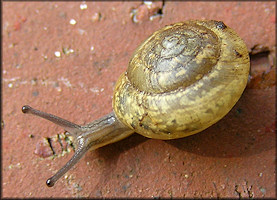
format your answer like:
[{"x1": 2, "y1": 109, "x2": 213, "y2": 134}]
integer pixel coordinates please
[{"x1": 22, "y1": 20, "x2": 250, "y2": 187}]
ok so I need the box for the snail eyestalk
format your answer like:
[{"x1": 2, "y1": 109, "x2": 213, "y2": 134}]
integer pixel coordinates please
[
  {"x1": 22, "y1": 105, "x2": 133, "y2": 187},
  {"x1": 45, "y1": 138, "x2": 91, "y2": 187},
  {"x1": 22, "y1": 105, "x2": 82, "y2": 136}
]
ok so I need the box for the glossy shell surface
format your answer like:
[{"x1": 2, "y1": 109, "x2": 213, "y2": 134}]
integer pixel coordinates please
[{"x1": 113, "y1": 20, "x2": 250, "y2": 139}]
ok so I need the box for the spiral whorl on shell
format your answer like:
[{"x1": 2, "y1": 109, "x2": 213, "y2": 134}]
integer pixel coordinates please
[{"x1": 113, "y1": 20, "x2": 250, "y2": 140}]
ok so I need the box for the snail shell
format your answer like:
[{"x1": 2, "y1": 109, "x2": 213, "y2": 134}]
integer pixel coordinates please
[
  {"x1": 113, "y1": 20, "x2": 250, "y2": 139},
  {"x1": 22, "y1": 20, "x2": 249, "y2": 187}
]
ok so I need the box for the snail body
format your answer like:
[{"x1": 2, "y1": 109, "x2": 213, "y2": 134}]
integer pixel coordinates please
[{"x1": 22, "y1": 20, "x2": 250, "y2": 187}]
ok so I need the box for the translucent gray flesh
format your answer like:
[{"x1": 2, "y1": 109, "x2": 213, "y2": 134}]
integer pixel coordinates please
[{"x1": 22, "y1": 105, "x2": 134, "y2": 187}]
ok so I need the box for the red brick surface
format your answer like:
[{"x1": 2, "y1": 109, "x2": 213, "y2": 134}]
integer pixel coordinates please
[{"x1": 2, "y1": 2, "x2": 275, "y2": 198}]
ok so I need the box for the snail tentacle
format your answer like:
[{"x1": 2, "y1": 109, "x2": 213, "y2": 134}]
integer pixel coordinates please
[
  {"x1": 22, "y1": 106, "x2": 133, "y2": 187},
  {"x1": 22, "y1": 105, "x2": 81, "y2": 136},
  {"x1": 46, "y1": 137, "x2": 90, "y2": 187}
]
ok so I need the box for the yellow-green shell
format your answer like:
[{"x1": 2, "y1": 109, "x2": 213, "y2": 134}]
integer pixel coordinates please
[{"x1": 113, "y1": 20, "x2": 250, "y2": 140}]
